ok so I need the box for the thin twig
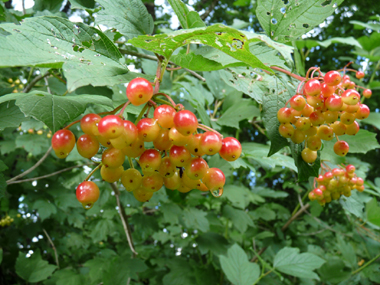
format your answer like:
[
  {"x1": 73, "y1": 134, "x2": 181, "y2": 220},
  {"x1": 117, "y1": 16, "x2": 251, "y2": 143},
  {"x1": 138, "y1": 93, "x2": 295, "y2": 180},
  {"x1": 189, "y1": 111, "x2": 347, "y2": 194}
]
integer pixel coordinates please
[
  {"x1": 110, "y1": 183, "x2": 138, "y2": 257},
  {"x1": 7, "y1": 164, "x2": 93, "y2": 185},
  {"x1": 6, "y1": 146, "x2": 53, "y2": 183},
  {"x1": 43, "y1": 229, "x2": 59, "y2": 268},
  {"x1": 351, "y1": 252, "x2": 380, "y2": 275},
  {"x1": 119, "y1": 49, "x2": 206, "y2": 82},
  {"x1": 200, "y1": 0, "x2": 219, "y2": 20},
  {"x1": 23, "y1": 72, "x2": 50, "y2": 93},
  {"x1": 44, "y1": 77, "x2": 51, "y2": 94},
  {"x1": 21, "y1": 0, "x2": 26, "y2": 15}
]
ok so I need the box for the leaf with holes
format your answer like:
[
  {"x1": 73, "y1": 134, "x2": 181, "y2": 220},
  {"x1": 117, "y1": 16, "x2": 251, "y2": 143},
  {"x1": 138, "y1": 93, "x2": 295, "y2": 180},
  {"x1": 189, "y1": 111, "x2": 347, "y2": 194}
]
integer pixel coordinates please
[
  {"x1": 290, "y1": 142, "x2": 320, "y2": 182},
  {"x1": 0, "y1": 91, "x2": 113, "y2": 132},
  {"x1": 0, "y1": 16, "x2": 151, "y2": 91},
  {"x1": 128, "y1": 24, "x2": 272, "y2": 72},
  {"x1": 256, "y1": 0, "x2": 344, "y2": 42},
  {"x1": 95, "y1": 0, "x2": 154, "y2": 40},
  {"x1": 168, "y1": 0, "x2": 206, "y2": 29}
]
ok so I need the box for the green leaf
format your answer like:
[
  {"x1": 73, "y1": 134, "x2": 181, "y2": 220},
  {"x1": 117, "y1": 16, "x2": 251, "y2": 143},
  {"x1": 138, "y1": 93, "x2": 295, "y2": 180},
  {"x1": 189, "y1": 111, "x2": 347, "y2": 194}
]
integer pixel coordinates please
[
  {"x1": 95, "y1": 0, "x2": 154, "y2": 40},
  {"x1": 290, "y1": 142, "x2": 320, "y2": 182},
  {"x1": 350, "y1": 20, "x2": 380, "y2": 31},
  {"x1": 336, "y1": 235, "x2": 356, "y2": 269},
  {"x1": 0, "y1": 101, "x2": 27, "y2": 130},
  {"x1": 0, "y1": 173, "x2": 6, "y2": 200},
  {"x1": 217, "y1": 100, "x2": 259, "y2": 128},
  {"x1": 196, "y1": 232, "x2": 229, "y2": 255},
  {"x1": 273, "y1": 247, "x2": 325, "y2": 280},
  {"x1": 167, "y1": 0, "x2": 205, "y2": 29},
  {"x1": 15, "y1": 251, "x2": 57, "y2": 283},
  {"x1": 0, "y1": 248, "x2": 2, "y2": 265},
  {"x1": 256, "y1": 0, "x2": 344, "y2": 42},
  {"x1": 15, "y1": 134, "x2": 50, "y2": 156},
  {"x1": 33, "y1": 0, "x2": 64, "y2": 13},
  {"x1": 252, "y1": 205, "x2": 276, "y2": 221},
  {"x1": 219, "y1": 244, "x2": 260, "y2": 285},
  {"x1": 0, "y1": 91, "x2": 112, "y2": 132},
  {"x1": 128, "y1": 25, "x2": 272, "y2": 72},
  {"x1": 89, "y1": 219, "x2": 116, "y2": 242},
  {"x1": 296, "y1": 37, "x2": 362, "y2": 49},
  {"x1": 182, "y1": 208, "x2": 209, "y2": 232},
  {"x1": 161, "y1": 203, "x2": 182, "y2": 224},
  {"x1": 222, "y1": 185, "x2": 252, "y2": 209},
  {"x1": 362, "y1": 112, "x2": 380, "y2": 129},
  {"x1": 84, "y1": 257, "x2": 113, "y2": 284},
  {"x1": 223, "y1": 205, "x2": 254, "y2": 233},
  {"x1": 33, "y1": 200, "x2": 57, "y2": 221},
  {"x1": 340, "y1": 191, "x2": 365, "y2": 218},
  {"x1": 366, "y1": 198, "x2": 380, "y2": 227},
  {"x1": 0, "y1": 16, "x2": 150, "y2": 91},
  {"x1": 70, "y1": 0, "x2": 95, "y2": 10},
  {"x1": 318, "y1": 259, "x2": 351, "y2": 283},
  {"x1": 104, "y1": 255, "x2": 148, "y2": 284}
]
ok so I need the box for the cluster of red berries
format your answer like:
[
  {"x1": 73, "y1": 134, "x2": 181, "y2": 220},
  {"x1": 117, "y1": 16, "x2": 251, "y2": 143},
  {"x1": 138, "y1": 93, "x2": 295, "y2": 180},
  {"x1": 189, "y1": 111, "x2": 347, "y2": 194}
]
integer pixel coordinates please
[
  {"x1": 277, "y1": 69, "x2": 372, "y2": 163},
  {"x1": 51, "y1": 78, "x2": 242, "y2": 209},
  {"x1": 308, "y1": 164, "x2": 364, "y2": 206}
]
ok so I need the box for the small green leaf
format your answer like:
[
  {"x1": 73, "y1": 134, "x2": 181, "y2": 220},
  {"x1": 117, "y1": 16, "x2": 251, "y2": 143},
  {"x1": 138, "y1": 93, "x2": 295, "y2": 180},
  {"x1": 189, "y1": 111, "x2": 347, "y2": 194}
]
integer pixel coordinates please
[
  {"x1": 273, "y1": 247, "x2": 325, "y2": 280},
  {"x1": 290, "y1": 142, "x2": 320, "y2": 182},
  {"x1": 222, "y1": 185, "x2": 252, "y2": 209},
  {"x1": 167, "y1": 0, "x2": 205, "y2": 29},
  {"x1": 182, "y1": 208, "x2": 209, "y2": 232},
  {"x1": 70, "y1": 0, "x2": 95, "y2": 9},
  {"x1": 219, "y1": 244, "x2": 260, "y2": 285},
  {"x1": 104, "y1": 255, "x2": 148, "y2": 284},
  {"x1": 366, "y1": 198, "x2": 380, "y2": 226},
  {"x1": 350, "y1": 20, "x2": 380, "y2": 31},
  {"x1": 318, "y1": 259, "x2": 351, "y2": 283},
  {"x1": 340, "y1": 191, "x2": 365, "y2": 218},
  {"x1": 217, "y1": 101, "x2": 259, "y2": 129},
  {"x1": 33, "y1": 200, "x2": 57, "y2": 221},
  {"x1": 196, "y1": 232, "x2": 229, "y2": 255},
  {"x1": 223, "y1": 205, "x2": 254, "y2": 233},
  {"x1": 161, "y1": 203, "x2": 182, "y2": 224},
  {"x1": 15, "y1": 251, "x2": 57, "y2": 283},
  {"x1": 0, "y1": 101, "x2": 27, "y2": 131},
  {"x1": 0, "y1": 173, "x2": 7, "y2": 200}
]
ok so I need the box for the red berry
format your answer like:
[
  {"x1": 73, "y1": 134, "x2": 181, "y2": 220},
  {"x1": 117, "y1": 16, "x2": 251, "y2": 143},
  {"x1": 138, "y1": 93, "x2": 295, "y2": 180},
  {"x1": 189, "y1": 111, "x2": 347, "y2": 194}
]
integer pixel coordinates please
[
  {"x1": 289, "y1": 95, "x2": 306, "y2": 111},
  {"x1": 138, "y1": 149, "x2": 162, "y2": 174},
  {"x1": 334, "y1": 140, "x2": 349, "y2": 156},
  {"x1": 307, "y1": 94, "x2": 324, "y2": 109},
  {"x1": 295, "y1": 117, "x2": 311, "y2": 131},
  {"x1": 345, "y1": 121, "x2": 359, "y2": 136},
  {"x1": 346, "y1": 164, "x2": 355, "y2": 174},
  {"x1": 153, "y1": 129, "x2": 173, "y2": 151},
  {"x1": 76, "y1": 181, "x2": 100, "y2": 209},
  {"x1": 102, "y1": 148, "x2": 125, "y2": 168},
  {"x1": 313, "y1": 188, "x2": 324, "y2": 200},
  {"x1": 356, "y1": 71, "x2": 365, "y2": 79},
  {"x1": 279, "y1": 123, "x2": 295, "y2": 138},
  {"x1": 302, "y1": 104, "x2": 314, "y2": 117},
  {"x1": 141, "y1": 173, "x2": 164, "y2": 192},
  {"x1": 52, "y1": 129, "x2": 76, "y2": 159},
  {"x1": 307, "y1": 135, "x2": 322, "y2": 151},
  {"x1": 331, "y1": 121, "x2": 346, "y2": 136},
  {"x1": 202, "y1": 168, "x2": 225, "y2": 191},
  {"x1": 309, "y1": 111, "x2": 325, "y2": 126},
  {"x1": 340, "y1": 112, "x2": 356, "y2": 125},
  {"x1": 324, "y1": 111, "x2": 339, "y2": 124},
  {"x1": 321, "y1": 83, "x2": 335, "y2": 98},
  {"x1": 356, "y1": 104, "x2": 370, "y2": 120},
  {"x1": 324, "y1": 71, "x2": 341, "y2": 86},
  {"x1": 98, "y1": 115, "x2": 124, "y2": 139},
  {"x1": 185, "y1": 157, "x2": 209, "y2": 180},
  {"x1": 277, "y1": 107, "x2": 293, "y2": 123},
  {"x1": 126, "y1": 77, "x2": 153, "y2": 106},
  {"x1": 169, "y1": 146, "x2": 191, "y2": 167},
  {"x1": 199, "y1": 132, "x2": 222, "y2": 155},
  {"x1": 219, "y1": 137, "x2": 242, "y2": 161},
  {"x1": 173, "y1": 110, "x2": 198, "y2": 136},
  {"x1": 137, "y1": 118, "x2": 160, "y2": 142},
  {"x1": 325, "y1": 94, "x2": 343, "y2": 111},
  {"x1": 168, "y1": 127, "x2": 188, "y2": 146},
  {"x1": 304, "y1": 79, "x2": 321, "y2": 96},
  {"x1": 154, "y1": 105, "x2": 176, "y2": 129},
  {"x1": 363, "y1": 89, "x2": 372, "y2": 99},
  {"x1": 158, "y1": 157, "x2": 176, "y2": 178},
  {"x1": 317, "y1": 125, "x2": 334, "y2": 141},
  {"x1": 77, "y1": 134, "x2": 99, "y2": 158},
  {"x1": 187, "y1": 133, "x2": 206, "y2": 156},
  {"x1": 341, "y1": 89, "x2": 360, "y2": 105},
  {"x1": 80, "y1": 113, "x2": 101, "y2": 136}
]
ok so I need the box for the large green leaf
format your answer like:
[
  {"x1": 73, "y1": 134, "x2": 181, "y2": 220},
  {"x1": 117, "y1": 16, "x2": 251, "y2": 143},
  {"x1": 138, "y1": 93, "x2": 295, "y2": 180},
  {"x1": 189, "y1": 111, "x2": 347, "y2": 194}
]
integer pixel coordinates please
[
  {"x1": 182, "y1": 208, "x2": 209, "y2": 232},
  {"x1": 167, "y1": 0, "x2": 205, "y2": 29},
  {"x1": 196, "y1": 232, "x2": 229, "y2": 255},
  {"x1": 33, "y1": 200, "x2": 57, "y2": 221},
  {"x1": 103, "y1": 255, "x2": 148, "y2": 284},
  {"x1": 217, "y1": 100, "x2": 259, "y2": 128},
  {"x1": 273, "y1": 247, "x2": 325, "y2": 280},
  {"x1": 223, "y1": 205, "x2": 254, "y2": 233},
  {"x1": 366, "y1": 198, "x2": 380, "y2": 227},
  {"x1": 95, "y1": 0, "x2": 154, "y2": 40},
  {"x1": 0, "y1": 16, "x2": 149, "y2": 91},
  {"x1": 70, "y1": 0, "x2": 96, "y2": 10},
  {"x1": 290, "y1": 142, "x2": 320, "y2": 182},
  {"x1": 362, "y1": 112, "x2": 380, "y2": 129},
  {"x1": 15, "y1": 251, "x2": 57, "y2": 283},
  {"x1": 256, "y1": 0, "x2": 344, "y2": 42},
  {"x1": 0, "y1": 101, "x2": 28, "y2": 130},
  {"x1": 219, "y1": 244, "x2": 260, "y2": 285},
  {"x1": 0, "y1": 91, "x2": 112, "y2": 132},
  {"x1": 128, "y1": 25, "x2": 272, "y2": 72}
]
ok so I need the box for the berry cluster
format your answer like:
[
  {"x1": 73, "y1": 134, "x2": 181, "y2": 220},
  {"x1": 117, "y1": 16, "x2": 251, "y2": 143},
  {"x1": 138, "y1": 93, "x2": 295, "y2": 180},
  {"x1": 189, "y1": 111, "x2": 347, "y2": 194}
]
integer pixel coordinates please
[
  {"x1": 277, "y1": 68, "x2": 372, "y2": 164},
  {"x1": 0, "y1": 215, "x2": 14, "y2": 227},
  {"x1": 51, "y1": 78, "x2": 242, "y2": 209},
  {"x1": 308, "y1": 164, "x2": 364, "y2": 206}
]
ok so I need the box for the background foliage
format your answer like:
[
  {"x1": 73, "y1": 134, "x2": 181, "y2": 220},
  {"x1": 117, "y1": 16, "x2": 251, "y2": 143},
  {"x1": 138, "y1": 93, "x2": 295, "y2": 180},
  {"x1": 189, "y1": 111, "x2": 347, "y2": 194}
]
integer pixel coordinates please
[{"x1": 0, "y1": 0, "x2": 380, "y2": 284}]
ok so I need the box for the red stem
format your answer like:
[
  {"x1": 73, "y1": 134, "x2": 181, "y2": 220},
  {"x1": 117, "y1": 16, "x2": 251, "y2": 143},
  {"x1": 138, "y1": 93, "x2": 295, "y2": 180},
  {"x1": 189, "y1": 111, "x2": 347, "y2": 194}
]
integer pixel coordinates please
[
  {"x1": 270, "y1": 66, "x2": 305, "y2": 81},
  {"x1": 117, "y1": 101, "x2": 130, "y2": 117}
]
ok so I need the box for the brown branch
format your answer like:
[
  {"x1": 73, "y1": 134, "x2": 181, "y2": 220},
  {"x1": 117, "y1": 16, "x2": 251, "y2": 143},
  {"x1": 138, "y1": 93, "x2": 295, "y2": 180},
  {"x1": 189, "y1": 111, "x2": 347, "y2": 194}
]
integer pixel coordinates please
[
  {"x1": 43, "y1": 229, "x2": 59, "y2": 268},
  {"x1": 110, "y1": 183, "x2": 138, "y2": 257},
  {"x1": 6, "y1": 146, "x2": 53, "y2": 183},
  {"x1": 119, "y1": 49, "x2": 206, "y2": 82},
  {"x1": 7, "y1": 164, "x2": 93, "y2": 185},
  {"x1": 200, "y1": 0, "x2": 219, "y2": 20},
  {"x1": 23, "y1": 72, "x2": 51, "y2": 93}
]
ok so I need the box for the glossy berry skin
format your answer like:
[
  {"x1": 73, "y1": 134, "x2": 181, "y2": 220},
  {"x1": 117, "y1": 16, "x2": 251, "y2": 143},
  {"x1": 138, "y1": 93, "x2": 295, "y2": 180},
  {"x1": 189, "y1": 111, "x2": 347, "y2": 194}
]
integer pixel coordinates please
[
  {"x1": 158, "y1": 157, "x2": 176, "y2": 178},
  {"x1": 304, "y1": 79, "x2": 321, "y2": 96},
  {"x1": 169, "y1": 146, "x2": 191, "y2": 167},
  {"x1": 291, "y1": 129, "x2": 306, "y2": 144},
  {"x1": 363, "y1": 89, "x2": 372, "y2": 99},
  {"x1": 331, "y1": 121, "x2": 346, "y2": 136},
  {"x1": 324, "y1": 71, "x2": 341, "y2": 86},
  {"x1": 77, "y1": 134, "x2": 99, "y2": 158},
  {"x1": 279, "y1": 123, "x2": 294, "y2": 138},
  {"x1": 307, "y1": 94, "x2": 323, "y2": 109},
  {"x1": 302, "y1": 104, "x2": 314, "y2": 117},
  {"x1": 313, "y1": 188, "x2": 324, "y2": 200},
  {"x1": 340, "y1": 112, "x2": 356, "y2": 125},
  {"x1": 173, "y1": 110, "x2": 198, "y2": 136},
  {"x1": 324, "y1": 111, "x2": 339, "y2": 124},
  {"x1": 321, "y1": 83, "x2": 335, "y2": 98},
  {"x1": 325, "y1": 94, "x2": 343, "y2": 111},
  {"x1": 277, "y1": 107, "x2": 293, "y2": 123},
  {"x1": 289, "y1": 95, "x2": 306, "y2": 111},
  {"x1": 121, "y1": 169, "x2": 142, "y2": 192},
  {"x1": 126, "y1": 77, "x2": 153, "y2": 106},
  {"x1": 133, "y1": 187, "x2": 153, "y2": 202},
  {"x1": 181, "y1": 172, "x2": 199, "y2": 189},
  {"x1": 153, "y1": 129, "x2": 172, "y2": 151},
  {"x1": 141, "y1": 173, "x2": 164, "y2": 192},
  {"x1": 164, "y1": 170, "x2": 181, "y2": 190},
  {"x1": 317, "y1": 125, "x2": 334, "y2": 141},
  {"x1": 356, "y1": 104, "x2": 370, "y2": 120},
  {"x1": 100, "y1": 165, "x2": 124, "y2": 183},
  {"x1": 98, "y1": 115, "x2": 124, "y2": 139},
  {"x1": 309, "y1": 111, "x2": 325, "y2": 126},
  {"x1": 301, "y1": 148, "x2": 317, "y2": 163},
  {"x1": 185, "y1": 157, "x2": 209, "y2": 180},
  {"x1": 219, "y1": 137, "x2": 242, "y2": 161},
  {"x1": 199, "y1": 132, "x2": 222, "y2": 155},
  {"x1": 187, "y1": 134, "x2": 206, "y2": 156},
  {"x1": 138, "y1": 149, "x2": 162, "y2": 174},
  {"x1": 110, "y1": 120, "x2": 138, "y2": 150},
  {"x1": 341, "y1": 89, "x2": 360, "y2": 105},
  {"x1": 346, "y1": 164, "x2": 356, "y2": 174},
  {"x1": 202, "y1": 168, "x2": 225, "y2": 191},
  {"x1": 154, "y1": 105, "x2": 176, "y2": 129},
  {"x1": 356, "y1": 71, "x2": 365, "y2": 79},
  {"x1": 168, "y1": 127, "x2": 188, "y2": 146},
  {"x1": 345, "y1": 121, "x2": 359, "y2": 136},
  {"x1": 102, "y1": 148, "x2": 125, "y2": 168},
  {"x1": 334, "y1": 140, "x2": 349, "y2": 156},
  {"x1": 52, "y1": 129, "x2": 76, "y2": 159},
  {"x1": 295, "y1": 117, "x2": 311, "y2": 131},
  {"x1": 137, "y1": 118, "x2": 160, "y2": 142},
  {"x1": 80, "y1": 113, "x2": 101, "y2": 136},
  {"x1": 307, "y1": 135, "x2": 322, "y2": 151},
  {"x1": 76, "y1": 181, "x2": 100, "y2": 209},
  {"x1": 122, "y1": 138, "x2": 145, "y2": 158},
  {"x1": 345, "y1": 103, "x2": 360, "y2": 113}
]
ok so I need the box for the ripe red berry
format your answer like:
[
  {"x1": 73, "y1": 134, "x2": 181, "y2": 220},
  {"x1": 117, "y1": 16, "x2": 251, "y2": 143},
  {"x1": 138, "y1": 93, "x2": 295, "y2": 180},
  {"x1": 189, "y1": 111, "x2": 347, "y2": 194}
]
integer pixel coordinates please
[
  {"x1": 321, "y1": 83, "x2": 335, "y2": 98},
  {"x1": 173, "y1": 110, "x2": 198, "y2": 136},
  {"x1": 295, "y1": 117, "x2": 311, "y2": 131},
  {"x1": 199, "y1": 132, "x2": 223, "y2": 155},
  {"x1": 76, "y1": 181, "x2": 100, "y2": 209},
  {"x1": 289, "y1": 95, "x2": 306, "y2": 111},
  {"x1": 77, "y1": 134, "x2": 99, "y2": 158},
  {"x1": 185, "y1": 157, "x2": 209, "y2": 180},
  {"x1": 304, "y1": 79, "x2": 321, "y2": 96},
  {"x1": 168, "y1": 127, "x2": 188, "y2": 146},
  {"x1": 102, "y1": 148, "x2": 125, "y2": 168},
  {"x1": 81, "y1": 113, "x2": 101, "y2": 136},
  {"x1": 126, "y1": 77, "x2": 153, "y2": 106},
  {"x1": 169, "y1": 145, "x2": 191, "y2": 167},
  {"x1": 363, "y1": 89, "x2": 372, "y2": 99},
  {"x1": 324, "y1": 71, "x2": 341, "y2": 86},
  {"x1": 219, "y1": 137, "x2": 242, "y2": 161},
  {"x1": 202, "y1": 168, "x2": 225, "y2": 191},
  {"x1": 309, "y1": 111, "x2": 325, "y2": 126},
  {"x1": 356, "y1": 104, "x2": 370, "y2": 120},
  {"x1": 317, "y1": 125, "x2": 334, "y2": 141},
  {"x1": 345, "y1": 121, "x2": 359, "y2": 136},
  {"x1": 302, "y1": 104, "x2": 314, "y2": 117},
  {"x1": 158, "y1": 157, "x2": 176, "y2": 178},
  {"x1": 187, "y1": 133, "x2": 206, "y2": 156},
  {"x1": 52, "y1": 129, "x2": 76, "y2": 159},
  {"x1": 341, "y1": 89, "x2": 360, "y2": 105},
  {"x1": 279, "y1": 123, "x2": 295, "y2": 138},
  {"x1": 154, "y1": 105, "x2": 176, "y2": 129},
  {"x1": 346, "y1": 164, "x2": 356, "y2": 174},
  {"x1": 334, "y1": 140, "x2": 349, "y2": 156},
  {"x1": 325, "y1": 94, "x2": 343, "y2": 111},
  {"x1": 98, "y1": 115, "x2": 124, "y2": 139},
  {"x1": 138, "y1": 149, "x2": 162, "y2": 174},
  {"x1": 355, "y1": 71, "x2": 365, "y2": 79},
  {"x1": 277, "y1": 107, "x2": 294, "y2": 123},
  {"x1": 153, "y1": 129, "x2": 172, "y2": 151},
  {"x1": 137, "y1": 118, "x2": 160, "y2": 142},
  {"x1": 141, "y1": 173, "x2": 164, "y2": 192},
  {"x1": 313, "y1": 188, "x2": 324, "y2": 200}
]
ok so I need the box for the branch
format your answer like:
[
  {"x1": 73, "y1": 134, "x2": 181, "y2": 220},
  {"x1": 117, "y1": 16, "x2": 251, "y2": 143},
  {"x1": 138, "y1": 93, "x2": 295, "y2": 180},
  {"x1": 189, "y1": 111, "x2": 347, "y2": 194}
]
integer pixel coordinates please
[
  {"x1": 120, "y1": 49, "x2": 206, "y2": 82},
  {"x1": 200, "y1": 0, "x2": 219, "y2": 20},
  {"x1": 43, "y1": 229, "x2": 59, "y2": 268},
  {"x1": 23, "y1": 72, "x2": 50, "y2": 93},
  {"x1": 7, "y1": 164, "x2": 93, "y2": 185},
  {"x1": 6, "y1": 146, "x2": 53, "y2": 183},
  {"x1": 110, "y1": 183, "x2": 138, "y2": 257},
  {"x1": 270, "y1": 66, "x2": 306, "y2": 81},
  {"x1": 351, "y1": 252, "x2": 380, "y2": 275}
]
